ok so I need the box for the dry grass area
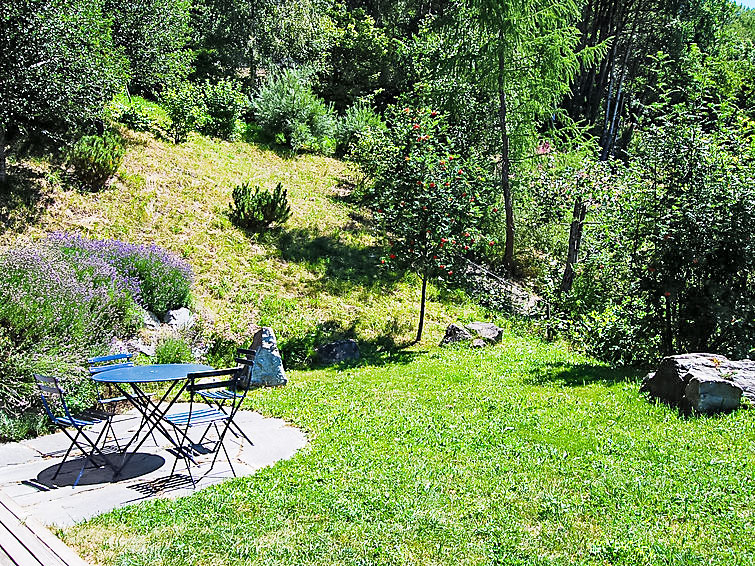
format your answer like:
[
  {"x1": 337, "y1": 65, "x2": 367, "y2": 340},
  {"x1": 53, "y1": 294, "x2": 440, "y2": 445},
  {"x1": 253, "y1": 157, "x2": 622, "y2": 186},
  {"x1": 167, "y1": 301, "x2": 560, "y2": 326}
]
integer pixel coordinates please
[{"x1": 1, "y1": 129, "x2": 489, "y2": 361}]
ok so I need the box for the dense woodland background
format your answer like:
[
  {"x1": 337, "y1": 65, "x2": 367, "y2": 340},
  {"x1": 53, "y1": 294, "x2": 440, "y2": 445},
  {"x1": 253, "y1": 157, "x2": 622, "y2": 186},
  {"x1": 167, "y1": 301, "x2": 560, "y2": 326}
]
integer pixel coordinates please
[{"x1": 1, "y1": 0, "x2": 754, "y2": 366}]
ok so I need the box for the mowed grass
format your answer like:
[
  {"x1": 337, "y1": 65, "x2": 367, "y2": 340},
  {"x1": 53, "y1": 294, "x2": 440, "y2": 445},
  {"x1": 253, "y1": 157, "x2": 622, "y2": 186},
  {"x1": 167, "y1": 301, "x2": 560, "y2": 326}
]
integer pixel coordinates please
[
  {"x1": 1, "y1": 129, "x2": 488, "y2": 360},
  {"x1": 64, "y1": 334, "x2": 755, "y2": 565}
]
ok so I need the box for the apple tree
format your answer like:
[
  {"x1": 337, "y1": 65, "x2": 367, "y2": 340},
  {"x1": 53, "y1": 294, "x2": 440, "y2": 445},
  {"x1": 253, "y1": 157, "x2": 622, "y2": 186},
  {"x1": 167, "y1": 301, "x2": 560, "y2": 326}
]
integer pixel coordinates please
[{"x1": 362, "y1": 105, "x2": 496, "y2": 343}]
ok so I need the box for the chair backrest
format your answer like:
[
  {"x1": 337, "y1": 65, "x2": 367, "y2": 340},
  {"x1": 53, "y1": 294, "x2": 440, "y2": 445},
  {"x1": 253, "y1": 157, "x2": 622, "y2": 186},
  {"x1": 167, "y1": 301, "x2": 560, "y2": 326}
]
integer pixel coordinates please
[
  {"x1": 235, "y1": 347, "x2": 257, "y2": 388},
  {"x1": 87, "y1": 353, "x2": 134, "y2": 375},
  {"x1": 34, "y1": 374, "x2": 73, "y2": 422}
]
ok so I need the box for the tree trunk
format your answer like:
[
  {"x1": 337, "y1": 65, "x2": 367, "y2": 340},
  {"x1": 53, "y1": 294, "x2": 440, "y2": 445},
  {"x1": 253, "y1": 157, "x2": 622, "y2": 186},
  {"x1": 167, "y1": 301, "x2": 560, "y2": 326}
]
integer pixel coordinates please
[
  {"x1": 415, "y1": 270, "x2": 429, "y2": 344},
  {"x1": 560, "y1": 197, "x2": 588, "y2": 295},
  {"x1": 0, "y1": 125, "x2": 6, "y2": 185},
  {"x1": 497, "y1": 39, "x2": 514, "y2": 270}
]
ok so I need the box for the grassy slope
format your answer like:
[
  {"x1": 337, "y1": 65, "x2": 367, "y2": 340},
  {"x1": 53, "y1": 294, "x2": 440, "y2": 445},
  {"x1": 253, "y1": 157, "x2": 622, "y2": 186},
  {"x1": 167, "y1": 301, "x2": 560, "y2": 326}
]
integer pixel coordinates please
[
  {"x1": 65, "y1": 337, "x2": 755, "y2": 566},
  {"x1": 2, "y1": 129, "x2": 487, "y2": 359}
]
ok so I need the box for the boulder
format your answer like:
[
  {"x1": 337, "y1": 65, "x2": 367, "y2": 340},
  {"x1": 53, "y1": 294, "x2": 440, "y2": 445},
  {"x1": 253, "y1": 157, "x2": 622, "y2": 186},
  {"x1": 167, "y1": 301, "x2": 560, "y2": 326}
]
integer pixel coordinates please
[
  {"x1": 641, "y1": 353, "x2": 755, "y2": 414},
  {"x1": 248, "y1": 327, "x2": 287, "y2": 387},
  {"x1": 465, "y1": 322, "x2": 503, "y2": 342},
  {"x1": 440, "y1": 324, "x2": 472, "y2": 346},
  {"x1": 143, "y1": 310, "x2": 161, "y2": 329},
  {"x1": 470, "y1": 338, "x2": 487, "y2": 349},
  {"x1": 163, "y1": 307, "x2": 194, "y2": 329},
  {"x1": 315, "y1": 339, "x2": 360, "y2": 365}
]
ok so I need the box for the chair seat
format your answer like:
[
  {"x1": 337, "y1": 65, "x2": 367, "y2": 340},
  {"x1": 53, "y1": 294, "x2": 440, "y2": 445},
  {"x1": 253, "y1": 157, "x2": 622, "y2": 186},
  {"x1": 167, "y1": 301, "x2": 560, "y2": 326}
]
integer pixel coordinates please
[
  {"x1": 199, "y1": 389, "x2": 242, "y2": 400},
  {"x1": 53, "y1": 415, "x2": 100, "y2": 428},
  {"x1": 164, "y1": 407, "x2": 228, "y2": 427}
]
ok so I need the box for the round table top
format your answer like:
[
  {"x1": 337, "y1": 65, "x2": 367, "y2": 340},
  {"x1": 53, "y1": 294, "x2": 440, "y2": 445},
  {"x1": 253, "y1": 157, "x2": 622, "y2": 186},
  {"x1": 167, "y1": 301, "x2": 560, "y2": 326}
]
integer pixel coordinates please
[{"x1": 90, "y1": 363, "x2": 214, "y2": 383}]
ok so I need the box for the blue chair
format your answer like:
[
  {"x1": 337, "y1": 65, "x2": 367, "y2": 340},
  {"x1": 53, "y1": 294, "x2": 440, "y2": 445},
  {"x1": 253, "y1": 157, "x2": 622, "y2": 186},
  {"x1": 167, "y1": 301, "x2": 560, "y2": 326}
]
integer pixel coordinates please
[
  {"x1": 34, "y1": 374, "x2": 117, "y2": 487},
  {"x1": 88, "y1": 353, "x2": 156, "y2": 447},
  {"x1": 196, "y1": 348, "x2": 256, "y2": 446},
  {"x1": 165, "y1": 366, "x2": 249, "y2": 484}
]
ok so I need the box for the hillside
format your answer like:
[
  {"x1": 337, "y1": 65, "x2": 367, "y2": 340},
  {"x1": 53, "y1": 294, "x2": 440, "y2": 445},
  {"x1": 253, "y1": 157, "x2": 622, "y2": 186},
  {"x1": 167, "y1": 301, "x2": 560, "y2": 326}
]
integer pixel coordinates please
[{"x1": 1, "y1": 130, "x2": 493, "y2": 363}]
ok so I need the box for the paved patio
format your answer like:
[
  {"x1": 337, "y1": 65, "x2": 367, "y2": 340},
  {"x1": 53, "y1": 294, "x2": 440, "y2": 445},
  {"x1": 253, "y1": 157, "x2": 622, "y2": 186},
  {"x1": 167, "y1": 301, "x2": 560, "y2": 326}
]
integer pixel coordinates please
[{"x1": 0, "y1": 406, "x2": 307, "y2": 528}]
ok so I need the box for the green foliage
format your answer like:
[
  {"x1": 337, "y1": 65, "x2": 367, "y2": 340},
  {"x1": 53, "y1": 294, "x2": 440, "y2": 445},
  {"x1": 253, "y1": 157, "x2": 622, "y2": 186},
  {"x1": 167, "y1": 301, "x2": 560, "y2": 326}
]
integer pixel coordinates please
[
  {"x1": 200, "y1": 79, "x2": 248, "y2": 140},
  {"x1": 559, "y1": 112, "x2": 755, "y2": 364},
  {"x1": 107, "y1": 94, "x2": 170, "y2": 134},
  {"x1": 0, "y1": 0, "x2": 126, "y2": 182},
  {"x1": 335, "y1": 101, "x2": 386, "y2": 156},
  {"x1": 160, "y1": 82, "x2": 206, "y2": 143},
  {"x1": 229, "y1": 181, "x2": 291, "y2": 232},
  {"x1": 317, "y1": 7, "x2": 392, "y2": 112},
  {"x1": 357, "y1": 104, "x2": 495, "y2": 340},
  {"x1": 105, "y1": 0, "x2": 192, "y2": 95},
  {"x1": 154, "y1": 337, "x2": 193, "y2": 364},
  {"x1": 253, "y1": 69, "x2": 336, "y2": 153},
  {"x1": 66, "y1": 132, "x2": 125, "y2": 191}
]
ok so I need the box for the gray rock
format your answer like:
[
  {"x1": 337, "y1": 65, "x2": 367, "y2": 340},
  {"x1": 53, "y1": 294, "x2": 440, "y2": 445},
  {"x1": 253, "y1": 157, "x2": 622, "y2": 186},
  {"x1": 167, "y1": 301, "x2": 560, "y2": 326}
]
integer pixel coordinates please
[
  {"x1": 470, "y1": 338, "x2": 487, "y2": 349},
  {"x1": 127, "y1": 339, "x2": 155, "y2": 357},
  {"x1": 315, "y1": 339, "x2": 360, "y2": 365},
  {"x1": 641, "y1": 353, "x2": 755, "y2": 414},
  {"x1": 465, "y1": 322, "x2": 503, "y2": 342},
  {"x1": 143, "y1": 310, "x2": 161, "y2": 329},
  {"x1": 248, "y1": 327, "x2": 287, "y2": 387},
  {"x1": 685, "y1": 376, "x2": 742, "y2": 414},
  {"x1": 163, "y1": 307, "x2": 194, "y2": 329},
  {"x1": 440, "y1": 324, "x2": 472, "y2": 346}
]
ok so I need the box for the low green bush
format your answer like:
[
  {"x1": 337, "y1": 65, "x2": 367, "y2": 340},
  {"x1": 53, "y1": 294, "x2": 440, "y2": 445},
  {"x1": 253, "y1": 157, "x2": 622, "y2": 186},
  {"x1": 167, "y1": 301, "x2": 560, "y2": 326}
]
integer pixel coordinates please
[
  {"x1": 201, "y1": 79, "x2": 248, "y2": 140},
  {"x1": 335, "y1": 101, "x2": 386, "y2": 156},
  {"x1": 229, "y1": 181, "x2": 291, "y2": 232},
  {"x1": 253, "y1": 69, "x2": 336, "y2": 153},
  {"x1": 154, "y1": 337, "x2": 193, "y2": 364},
  {"x1": 161, "y1": 82, "x2": 206, "y2": 143},
  {"x1": 66, "y1": 132, "x2": 125, "y2": 190}
]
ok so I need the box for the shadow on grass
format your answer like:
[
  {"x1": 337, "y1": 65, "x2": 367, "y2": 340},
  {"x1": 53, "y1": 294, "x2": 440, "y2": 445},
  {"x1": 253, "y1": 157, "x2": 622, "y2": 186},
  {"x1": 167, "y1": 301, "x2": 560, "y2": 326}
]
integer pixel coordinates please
[
  {"x1": 266, "y1": 226, "x2": 401, "y2": 296},
  {"x1": 525, "y1": 361, "x2": 641, "y2": 388},
  {"x1": 0, "y1": 165, "x2": 55, "y2": 233},
  {"x1": 279, "y1": 319, "x2": 419, "y2": 370}
]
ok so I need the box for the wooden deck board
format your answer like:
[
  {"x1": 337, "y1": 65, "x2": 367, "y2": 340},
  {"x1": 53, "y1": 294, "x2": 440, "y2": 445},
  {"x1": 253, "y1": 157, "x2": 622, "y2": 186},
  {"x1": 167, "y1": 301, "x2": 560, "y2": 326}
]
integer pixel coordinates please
[{"x1": 0, "y1": 492, "x2": 88, "y2": 566}]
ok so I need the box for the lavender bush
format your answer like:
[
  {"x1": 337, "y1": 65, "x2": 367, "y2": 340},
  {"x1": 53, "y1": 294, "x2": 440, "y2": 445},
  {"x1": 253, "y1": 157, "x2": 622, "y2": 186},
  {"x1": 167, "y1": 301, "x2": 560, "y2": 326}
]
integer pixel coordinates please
[
  {"x1": 0, "y1": 235, "x2": 194, "y2": 434},
  {"x1": 50, "y1": 233, "x2": 193, "y2": 317}
]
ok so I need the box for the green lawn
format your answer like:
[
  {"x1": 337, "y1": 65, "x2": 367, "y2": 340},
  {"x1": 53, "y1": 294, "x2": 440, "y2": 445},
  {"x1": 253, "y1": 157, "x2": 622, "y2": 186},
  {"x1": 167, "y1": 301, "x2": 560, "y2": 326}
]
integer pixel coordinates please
[{"x1": 65, "y1": 334, "x2": 755, "y2": 566}]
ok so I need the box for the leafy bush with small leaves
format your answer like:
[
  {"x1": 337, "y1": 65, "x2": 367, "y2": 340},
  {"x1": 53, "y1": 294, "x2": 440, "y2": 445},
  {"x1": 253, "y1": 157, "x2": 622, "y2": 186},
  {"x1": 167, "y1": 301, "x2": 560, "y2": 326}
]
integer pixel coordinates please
[
  {"x1": 336, "y1": 101, "x2": 386, "y2": 156},
  {"x1": 253, "y1": 69, "x2": 336, "y2": 153},
  {"x1": 154, "y1": 337, "x2": 193, "y2": 364},
  {"x1": 201, "y1": 79, "x2": 248, "y2": 140},
  {"x1": 161, "y1": 82, "x2": 206, "y2": 143},
  {"x1": 229, "y1": 181, "x2": 291, "y2": 232},
  {"x1": 66, "y1": 132, "x2": 125, "y2": 190}
]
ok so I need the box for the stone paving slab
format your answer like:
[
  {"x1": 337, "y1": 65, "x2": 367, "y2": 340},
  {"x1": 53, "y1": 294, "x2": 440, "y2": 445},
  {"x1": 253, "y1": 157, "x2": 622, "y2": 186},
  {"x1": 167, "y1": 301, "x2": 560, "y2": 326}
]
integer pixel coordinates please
[{"x1": 0, "y1": 405, "x2": 306, "y2": 527}]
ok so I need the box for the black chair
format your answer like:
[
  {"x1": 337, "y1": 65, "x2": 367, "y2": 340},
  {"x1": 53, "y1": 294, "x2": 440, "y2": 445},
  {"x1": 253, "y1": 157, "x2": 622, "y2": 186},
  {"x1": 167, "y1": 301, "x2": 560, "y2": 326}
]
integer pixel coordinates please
[
  {"x1": 164, "y1": 366, "x2": 250, "y2": 484},
  {"x1": 196, "y1": 348, "x2": 256, "y2": 445},
  {"x1": 88, "y1": 353, "x2": 156, "y2": 447},
  {"x1": 34, "y1": 374, "x2": 117, "y2": 487}
]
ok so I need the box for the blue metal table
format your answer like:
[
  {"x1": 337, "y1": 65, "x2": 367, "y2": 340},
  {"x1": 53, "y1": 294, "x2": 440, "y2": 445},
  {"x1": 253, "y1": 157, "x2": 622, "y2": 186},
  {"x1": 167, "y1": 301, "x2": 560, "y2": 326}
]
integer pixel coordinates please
[{"x1": 91, "y1": 363, "x2": 213, "y2": 476}]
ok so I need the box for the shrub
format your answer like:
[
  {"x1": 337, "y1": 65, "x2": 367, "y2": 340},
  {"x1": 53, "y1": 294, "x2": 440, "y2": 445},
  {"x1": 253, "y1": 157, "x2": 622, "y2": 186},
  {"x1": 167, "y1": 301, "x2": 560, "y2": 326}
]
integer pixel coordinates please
[
  {"x1": 229, "y1": 181, "x2": 291, "y2": 232},
  {"x1": 161, "y1": 82, "x2": 206, "y2": 143},
  {"x1": 50, "y1": 233, "x2": 194, "y2": 317},
  {"x1": 107, "y1": 94, "x2": 170, "y2": 134},
  {"x1": 0, "y1": 243, "x2": 143, "y2": 419},
  {"x1": 335, "y1": 101, "x2": 386, "y2": 156},
  {"x1": 66, "y1": 132, "x2": 125, "y2": 190},
  {"x1": 253, "y1": 69, "x2": 336, "y2": 153},
  {"x1": 154, "y1": 337, "x2": 193, "y2": 364},
  {"x1": 201, "y1": 79, "x2": 248, "y2": 140}
]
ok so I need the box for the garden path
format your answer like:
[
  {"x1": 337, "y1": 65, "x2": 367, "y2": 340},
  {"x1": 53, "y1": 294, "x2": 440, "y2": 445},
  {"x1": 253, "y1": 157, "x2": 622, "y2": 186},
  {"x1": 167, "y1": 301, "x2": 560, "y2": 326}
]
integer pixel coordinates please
[{"x1": 0, "y1": 406, "x2": 306, "y2": 528}]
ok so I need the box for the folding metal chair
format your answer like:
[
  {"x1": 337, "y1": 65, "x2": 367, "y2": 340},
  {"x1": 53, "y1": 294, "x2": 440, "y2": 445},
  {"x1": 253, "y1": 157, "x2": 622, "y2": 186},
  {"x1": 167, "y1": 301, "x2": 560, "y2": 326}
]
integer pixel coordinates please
[
  {"x1": 34, "y1": 374, "x2": 117, "y2": 487},
  {"x1": 164, "y1": 366, "x2": 249, "y2": 484},
  {"x1": 196, "y1": 348, "x2": 256, "y2": 446},
  {"x1": 88, "y1": 353, "x2": 157, "y2": 447}
]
